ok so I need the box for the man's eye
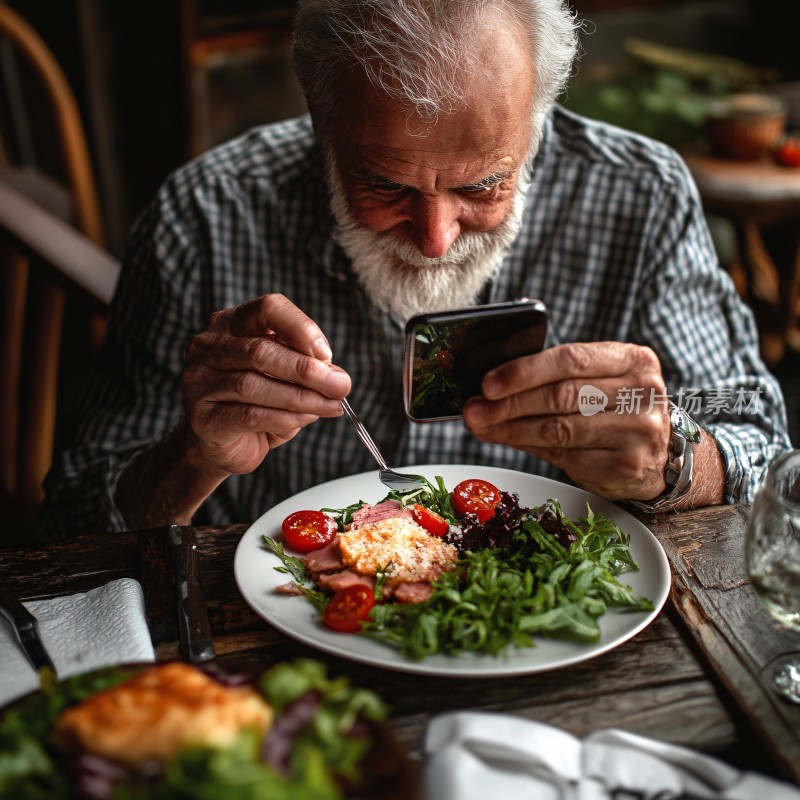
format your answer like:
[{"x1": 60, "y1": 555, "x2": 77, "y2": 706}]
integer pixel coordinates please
[
  {"x1": 370, "y1": 181, "x2": 406, "y2": 194},
  {"x1": 460, "y1": 184, "x2": 494, "y2": 193},
  {"x1": 457, "y1": 173, "x2": 511, "y2": 196},
  {"x1": 458, "y1": 182, "x2": 500, "y2": 197}
]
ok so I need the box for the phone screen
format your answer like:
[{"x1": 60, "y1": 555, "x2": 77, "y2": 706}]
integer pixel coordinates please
[{"x1": 403, "y1": 299, "x2": 549, "y2": 422}]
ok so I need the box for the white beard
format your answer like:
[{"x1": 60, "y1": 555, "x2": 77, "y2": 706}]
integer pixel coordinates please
[{"x1": 326, "y1": 154, "x2": 532, "y2": 323}]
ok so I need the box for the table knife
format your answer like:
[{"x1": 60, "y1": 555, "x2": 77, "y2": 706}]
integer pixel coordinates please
[
  {"x1": 169, "y1": 525, "x2": 216, "y2": 662},
  {"x1": 0, "y1": 590, "x2": 57, "y2": 675}
]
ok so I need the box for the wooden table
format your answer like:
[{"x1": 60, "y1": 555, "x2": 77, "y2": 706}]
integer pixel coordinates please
[{"x1": 1, "y1": 504, "x2": 799, "y2": 785}]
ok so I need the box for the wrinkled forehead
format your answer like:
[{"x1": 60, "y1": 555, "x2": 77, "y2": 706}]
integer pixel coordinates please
[
  {"x1": 327, "y1": 11, "x2": 535, "y2": 188},
  {"x1": 336, "y1": 89, "x2": 532, "y2": 190}
]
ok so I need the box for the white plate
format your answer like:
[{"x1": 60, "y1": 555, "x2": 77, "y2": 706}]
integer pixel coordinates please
[{"x1": 234, "y1": 464, "x2": 671, "y2": 677}]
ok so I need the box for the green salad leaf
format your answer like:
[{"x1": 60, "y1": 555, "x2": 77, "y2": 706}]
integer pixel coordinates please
[
  {"x1": 261, "y1": 660, "x2": 386, "y2": 785},
  {"x1": 383, "y1": 475, "x2": 460, "y2": 523},
  {"x1": 323, "y1": 476, "x2": 459, "y2": 525},
  {"x1": 113, "y1": 729, "x2": 341, "y2": 800},
  {"x1": 262, "y1": 537, "x2": 328, "y2": 611}
]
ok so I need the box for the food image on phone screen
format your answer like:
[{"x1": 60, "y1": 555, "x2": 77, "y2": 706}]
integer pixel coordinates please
[{"x1": 403, "y1": 299, "x2": 549, "y2": 422}]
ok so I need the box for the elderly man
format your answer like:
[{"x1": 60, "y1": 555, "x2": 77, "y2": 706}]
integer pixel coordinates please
[{"x1": 40, "y1": 0, "x2": 789, "y2": 538}]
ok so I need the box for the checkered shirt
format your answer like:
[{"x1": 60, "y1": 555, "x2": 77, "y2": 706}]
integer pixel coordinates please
[{"x1": 39, "y1": 106, "x2": 791, "y2": 538}]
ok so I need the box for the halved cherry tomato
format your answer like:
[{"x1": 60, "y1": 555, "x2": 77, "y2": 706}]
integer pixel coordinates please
[
  {"x1": 322, "y1": 584, "x2": 375, "y2": 633},
  {"x1": 410, "y1": 504, "x2": 450, "y2": 537},
  {"x1": 452, "y1": 479, "x2": 502, "y2": 522},
  {"x1": 281, "y1": 510, "x2": 338, "y2": 553}
]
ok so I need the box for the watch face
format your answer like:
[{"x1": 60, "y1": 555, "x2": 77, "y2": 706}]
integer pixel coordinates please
[
  {"x1": 664, "y1": 434, "x2": 685, "y2": 488},
  {"x1": 670, "y1": 403, "x2": 701, "y2": 443},
  {"x1": 629, "y1": 402, "x2": 702, "y2": 512}
]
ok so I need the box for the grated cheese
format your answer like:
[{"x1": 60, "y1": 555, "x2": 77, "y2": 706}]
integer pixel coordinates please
[{"x1": 339, "y1": 516, "x2": 458, "y2": 583}]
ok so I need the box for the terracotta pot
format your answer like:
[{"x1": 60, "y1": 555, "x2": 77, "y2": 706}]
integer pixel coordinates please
[{"x1": 705, "y1": 93, "x2": 786, "y2": 160}]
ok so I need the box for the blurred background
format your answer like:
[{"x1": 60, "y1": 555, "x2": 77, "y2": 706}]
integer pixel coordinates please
[
  {"x1": 2, "y1": 0, "x2": 797, "y2": 254},
  {"x1": 0, "y1": 0, "x2": 303, "y2": 256},
  {"x1": 1, "y1": 0, "x2": 798, "y2": 524}
]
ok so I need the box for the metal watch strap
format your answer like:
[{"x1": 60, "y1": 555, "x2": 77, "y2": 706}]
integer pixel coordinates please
[{"x1": 629, "y1": 402, "x2": 702, "y2": 513}]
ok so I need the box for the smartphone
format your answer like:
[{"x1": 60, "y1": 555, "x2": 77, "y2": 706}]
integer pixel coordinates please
[{"x1": 403, "y1": 298, "x2": 550, "y2": 422}]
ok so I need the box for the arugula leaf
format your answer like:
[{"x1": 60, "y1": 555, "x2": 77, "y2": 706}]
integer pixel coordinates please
[
  {"x1": 518, "y1": 602, "x2": 601, "y2": 641},
  {"x1": 259, "y1": 660, "x2": 387, "y2": 787},
  {"x1": 260, "y1": 537, "x2": 327, "y2": 610},
  {"x1": 120, "y1": 730, "x2": 342, "y2": 800},
  {"x1": 320, "y1": 500, "x2": 367, "y2": 530},
  {"x1": 261, "y1": 536, "x2": 309, "y2": 583}
]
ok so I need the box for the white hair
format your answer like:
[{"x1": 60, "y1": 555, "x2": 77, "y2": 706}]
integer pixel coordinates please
[{"x1": 293, "y1": 0, "x2": 580, "y2": 131}]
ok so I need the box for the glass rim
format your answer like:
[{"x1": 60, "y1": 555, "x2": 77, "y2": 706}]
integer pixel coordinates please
[{"x1": 765, "y1": 449, "x2": 800, "y2": 508}]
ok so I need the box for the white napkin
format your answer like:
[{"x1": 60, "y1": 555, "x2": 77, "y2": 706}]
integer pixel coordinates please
[
  {"x1": 0, "y1": 578, "x2": 155, "y2": 706},
  {"x1": 424, "y1": 711, "x2": 800, "y2": 800}
]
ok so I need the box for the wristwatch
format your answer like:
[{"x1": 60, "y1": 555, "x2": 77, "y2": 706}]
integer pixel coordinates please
[{"x1": 629, "y1": 402, "x2": 702, "y2": 513}]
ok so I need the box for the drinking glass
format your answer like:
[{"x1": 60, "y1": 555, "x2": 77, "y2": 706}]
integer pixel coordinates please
[{"x1": 744, "y1": 449, "x2": 800, "y2": 703}]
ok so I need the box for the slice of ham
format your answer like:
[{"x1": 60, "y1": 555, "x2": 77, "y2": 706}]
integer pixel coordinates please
[
  {"x1": 275, "y1": 581, "x2": 305, "y2": 596},
  {"x1": 390, "y1": 581, "x2": 434, "y2": 604},
  {"x1": 303, "y1": 537, "x2": 344, "y2": 577},
  {"x1": 349, "y1": 499, "x2": 414, "y2": 530},
  {"x1": 316, "y1": 569, "x2": 376, "y2": 592}
]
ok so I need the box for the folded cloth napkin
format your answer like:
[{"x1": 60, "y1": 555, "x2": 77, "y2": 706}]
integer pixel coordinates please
[
  {"x1": 424, "y1": 711, "x2": 800, "y2": 800},
  {"x1": 0, "y1": 578, "x2": 155, "y2": 707}
]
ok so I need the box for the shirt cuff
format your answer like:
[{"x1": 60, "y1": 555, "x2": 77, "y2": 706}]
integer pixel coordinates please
[{"x1": 704, "y1": 422, "x2": 788, "y2": 505}]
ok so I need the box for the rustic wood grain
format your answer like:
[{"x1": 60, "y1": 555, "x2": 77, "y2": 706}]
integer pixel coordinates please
[
  {"x1": 137, "y1": 528, "x2": 177, "y2": 643},
  {"x1": 644, "y1": 505, "x2": 800, "y2": 783},
  {"x1": 0, "y1": 532, "x2": 138, "y2": 597}
]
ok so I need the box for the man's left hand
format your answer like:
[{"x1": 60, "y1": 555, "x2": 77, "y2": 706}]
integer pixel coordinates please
[{"x1": 462, "y1": 342, "x2": 672, "y2": 501}]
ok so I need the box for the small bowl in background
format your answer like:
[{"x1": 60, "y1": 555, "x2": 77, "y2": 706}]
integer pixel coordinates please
[{"x1": 705, "y1": 93, "x2": 787, "y2": 160}]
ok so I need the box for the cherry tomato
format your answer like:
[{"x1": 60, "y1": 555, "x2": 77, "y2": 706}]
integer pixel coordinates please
[
  {"x1": 281, "y1": 510, "x2": 338, "y2": 553},
  {"x1": 452, "y1": 479, "x2": 502, "y2": 522},
  {"x1": 410, "y1": 504, "x2": 450, "y2": 537},
  {"x1": 437, "y1": 349, "x2": 454, "y2": 371},
  {"x1": 774, "y1": 138, "x2": 800, "y2": 168},
  {"x1": 322, "y1": 584, "x2": 375, "y2": 633}
]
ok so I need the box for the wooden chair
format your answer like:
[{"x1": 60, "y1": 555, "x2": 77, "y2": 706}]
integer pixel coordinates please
[{"x1": 0, "y1": 5, "x2": 120, "y2": 534}]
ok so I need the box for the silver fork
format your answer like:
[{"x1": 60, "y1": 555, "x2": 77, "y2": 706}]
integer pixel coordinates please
[{"x1": 340, "y1": 398, "x2": 427, "y2": 492}]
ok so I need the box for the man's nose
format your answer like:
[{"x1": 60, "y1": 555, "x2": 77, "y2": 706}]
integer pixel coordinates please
[{"x1": 407, "y1": 193, "x2": 461, "y2": 258}]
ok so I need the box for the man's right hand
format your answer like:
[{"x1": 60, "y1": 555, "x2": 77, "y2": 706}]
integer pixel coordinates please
[{"x1": 181, "y1": 293, "x2": 351, "y2": 477}]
